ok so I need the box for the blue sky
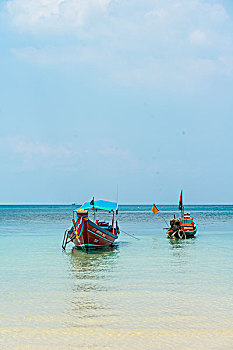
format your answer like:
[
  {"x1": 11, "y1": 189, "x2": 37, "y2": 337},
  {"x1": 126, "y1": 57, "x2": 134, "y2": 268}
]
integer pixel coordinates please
[{"x1": 0, "y1": 0, "x2": 233, "y2": 204}]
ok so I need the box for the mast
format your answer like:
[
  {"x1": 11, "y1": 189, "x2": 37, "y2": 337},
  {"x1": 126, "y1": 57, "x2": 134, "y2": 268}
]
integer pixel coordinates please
[
  {"x1": 90, "y1": 197, "x2": 95, "y2": 221},
  {"x1": 112, "y1": 210, "x2": 115, "y2": 235}
]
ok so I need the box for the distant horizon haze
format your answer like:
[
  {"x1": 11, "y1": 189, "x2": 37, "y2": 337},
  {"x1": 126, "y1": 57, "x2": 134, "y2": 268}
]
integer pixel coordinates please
[{"x1": 0, "y1": 202, "x2": 232, "y2": 206}]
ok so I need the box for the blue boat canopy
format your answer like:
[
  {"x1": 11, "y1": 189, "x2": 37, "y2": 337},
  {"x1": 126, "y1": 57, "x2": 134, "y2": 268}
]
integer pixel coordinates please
[{"x1": 79, "y1": 199, "x2": 118, "y2": 212}]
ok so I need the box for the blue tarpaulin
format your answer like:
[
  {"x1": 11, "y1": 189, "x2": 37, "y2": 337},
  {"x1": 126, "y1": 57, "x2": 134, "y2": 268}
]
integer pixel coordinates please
[{"x1": 79, "y1": 199, "x2": 118, "y2": 212}]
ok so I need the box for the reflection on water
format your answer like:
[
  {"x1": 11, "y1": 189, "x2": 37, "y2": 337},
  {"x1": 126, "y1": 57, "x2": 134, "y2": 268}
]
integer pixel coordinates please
[
  {"x1": 168, "y1": 237, "x2": 196, "y2": 260},
  {"x1": 168, "y1": 237, "x2": 196, "y2": 248},
  {"x1": 65, "y1": 244, "x2": 120, "y2": 282},
  {"x1": 152, "y1": 236, "x2": 159, "y2": 249},
  {"x1": 63, "y1": 245, "x2": 120, "y2": 324}
]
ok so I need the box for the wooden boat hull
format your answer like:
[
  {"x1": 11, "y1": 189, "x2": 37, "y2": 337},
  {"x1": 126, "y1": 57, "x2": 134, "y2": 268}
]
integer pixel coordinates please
[{"x1": 73, "y1": 219, "x2": 118, "y2": 250}]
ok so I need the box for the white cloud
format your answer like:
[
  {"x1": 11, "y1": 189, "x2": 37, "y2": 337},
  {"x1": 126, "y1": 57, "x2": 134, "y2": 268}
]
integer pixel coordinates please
[
  {"x1": 189, "y1": 30, "x2": 207, "y2": 46},
  {"x1": 0, "y1": 136, "x2": 137, "y2": 172},
  {"x1": 7, "y1": 0, "x2": 230, "y2": 38},
  {"x1": 11, "y1": 45, "x2": 105, "y2": 66},
  {"x1": 7, "y1": 0, "x2": 110, "y2": 32},
  {"x1": 0, "y1": 136, "x2": 73, "y2": 160},
  {"x1": 5, "y1": 0, "x2": 233, "y2": 89},
  {"x1": 12, "y1": 139, "x2": 72, "y2": 158}
]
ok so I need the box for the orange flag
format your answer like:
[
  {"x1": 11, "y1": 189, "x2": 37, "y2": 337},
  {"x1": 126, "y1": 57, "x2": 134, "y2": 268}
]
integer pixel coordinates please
[{"x1": 152, "y1": 204, "x2": 159, "y2": 215}]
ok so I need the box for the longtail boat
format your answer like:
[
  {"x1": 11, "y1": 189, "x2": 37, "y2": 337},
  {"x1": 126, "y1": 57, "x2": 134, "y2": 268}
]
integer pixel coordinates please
[
  {"x1": 62, "y1": 198, "x2": 120, "y2": 251},
  {"x1": 167, "y1": 191, "x2": 197, "y2": 239}
]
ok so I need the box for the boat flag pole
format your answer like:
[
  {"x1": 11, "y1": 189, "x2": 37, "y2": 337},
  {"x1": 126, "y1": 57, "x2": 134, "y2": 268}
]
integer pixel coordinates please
[
  {"x1": 152, "y1": 204, "x2": 169, "y2": 227},
  {"x1": 178, "y1": 190, "x2": 184, "y2": 218}
]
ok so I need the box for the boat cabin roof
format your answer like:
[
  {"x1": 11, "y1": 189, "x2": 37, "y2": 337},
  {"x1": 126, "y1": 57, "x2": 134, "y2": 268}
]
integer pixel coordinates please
[{"x1": 78, "y1": 199, "x2": 118, "y2": 212}]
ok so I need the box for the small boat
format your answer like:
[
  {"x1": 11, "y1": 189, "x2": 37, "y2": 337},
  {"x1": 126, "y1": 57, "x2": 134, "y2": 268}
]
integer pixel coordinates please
[
  {"x1": 62, "y1": 198, "x2": 120, "y2": 251},
  {"x1": 167, "y1": 191, "x2": 197, "y2": 239}
]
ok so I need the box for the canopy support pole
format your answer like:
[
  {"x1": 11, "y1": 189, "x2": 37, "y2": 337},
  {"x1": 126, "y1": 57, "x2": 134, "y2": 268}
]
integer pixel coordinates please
[{"x1": 112, "y1": 211, "x2": 115, "y2": 235}]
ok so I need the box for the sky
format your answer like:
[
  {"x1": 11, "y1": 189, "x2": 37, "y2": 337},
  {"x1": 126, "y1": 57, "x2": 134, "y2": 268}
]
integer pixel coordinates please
[{"x1": 0, "y1": 0, "x2": 233, "y2": 204}]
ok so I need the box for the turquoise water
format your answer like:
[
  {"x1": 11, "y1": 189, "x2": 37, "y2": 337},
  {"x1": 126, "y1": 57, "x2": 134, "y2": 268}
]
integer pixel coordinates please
[{"x1": 0, "y1": 205, "x2": 233, "y2": 349}]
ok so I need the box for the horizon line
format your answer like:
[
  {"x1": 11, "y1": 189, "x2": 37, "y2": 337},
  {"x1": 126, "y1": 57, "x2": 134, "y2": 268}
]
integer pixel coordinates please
[{"x1": 0, "y1": 203, "x2": 232, "y2": 206}]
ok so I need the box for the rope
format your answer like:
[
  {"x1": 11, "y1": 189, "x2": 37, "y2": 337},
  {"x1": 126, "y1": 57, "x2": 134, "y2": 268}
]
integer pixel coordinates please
[{"x1": 120, "y1": 229, "x2": 140, "y2": 240}]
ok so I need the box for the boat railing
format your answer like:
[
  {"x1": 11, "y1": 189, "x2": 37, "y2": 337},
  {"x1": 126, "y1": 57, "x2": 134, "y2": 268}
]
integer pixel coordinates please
[{"x1": 62, "y1": 217, "x2": 83, "y2": 250}]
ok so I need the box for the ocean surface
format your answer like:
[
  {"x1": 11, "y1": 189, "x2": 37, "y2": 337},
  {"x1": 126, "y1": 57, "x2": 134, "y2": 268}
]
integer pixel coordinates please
[{"x1": 0, "y1": 205, "x2": 233, "y2": 350}]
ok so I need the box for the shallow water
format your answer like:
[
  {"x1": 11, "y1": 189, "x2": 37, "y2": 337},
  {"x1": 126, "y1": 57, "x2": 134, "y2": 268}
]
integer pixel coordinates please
[{"x1": 0, "y1": 205, "x2": 233, "y2": 349}]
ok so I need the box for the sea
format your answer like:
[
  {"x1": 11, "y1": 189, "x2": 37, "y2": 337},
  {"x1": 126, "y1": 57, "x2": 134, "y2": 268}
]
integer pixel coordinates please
[{"x1": 0, "y1": 205, "x2": 233, "y2": 350}]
